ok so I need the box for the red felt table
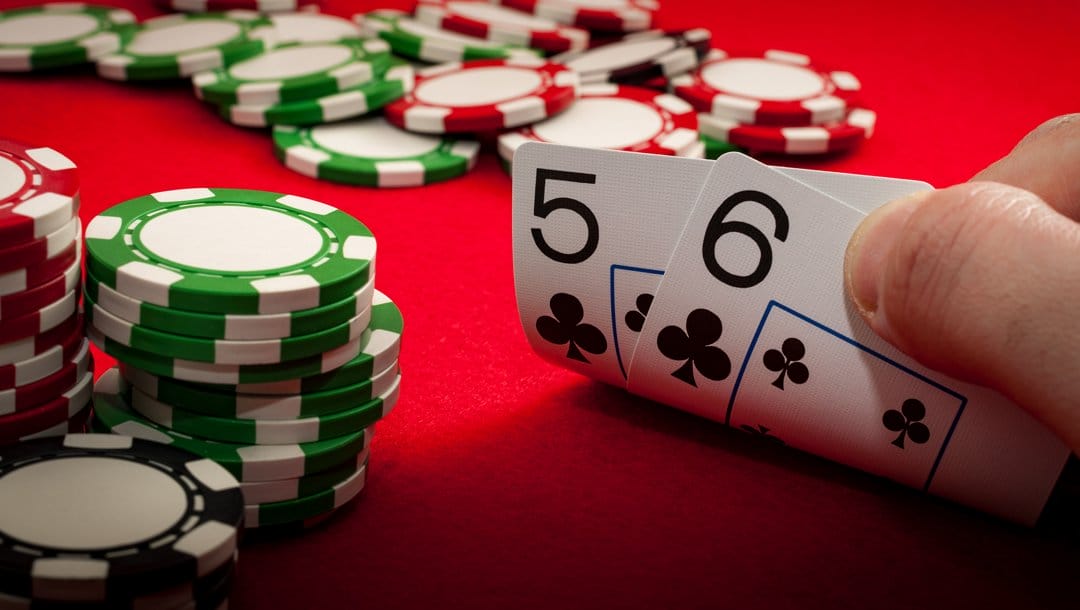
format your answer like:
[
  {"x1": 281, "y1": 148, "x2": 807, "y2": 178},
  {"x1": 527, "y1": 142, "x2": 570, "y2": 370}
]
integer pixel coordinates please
[{"x1": 3, "y1": 0, "x2": 1079, "y2": 608}]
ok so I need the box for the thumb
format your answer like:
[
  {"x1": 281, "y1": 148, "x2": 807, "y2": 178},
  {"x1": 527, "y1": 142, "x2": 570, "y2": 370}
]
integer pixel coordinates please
[{"x1": 844, "y1": 181, "x2": 1080, "y2": 451}]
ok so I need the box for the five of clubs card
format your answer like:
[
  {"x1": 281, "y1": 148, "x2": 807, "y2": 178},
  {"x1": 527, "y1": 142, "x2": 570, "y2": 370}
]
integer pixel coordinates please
[{"x1": 511, "y1": 142, "x2": 1070, "y2": 526}]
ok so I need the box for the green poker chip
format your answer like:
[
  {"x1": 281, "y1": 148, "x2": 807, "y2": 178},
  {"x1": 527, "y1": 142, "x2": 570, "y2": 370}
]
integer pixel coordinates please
[
  {"x1": 83, "y1": 268, "x2": 375, "y2": 341},
  {"x1": 124, "y1": 372, "x2": 401, "y2": 444},
  {"x1": 84, "y1": 187, "x2": 376, "y2": 316},
  {"x1": 701, "y1": 132, "x2": 745, "y2": 159},
  {"x1": 193, "y1": 38, "x2": 392, "y2": 106},
  {"x1": 96, "y1": 11, "x2": 270, "y2": 81},
  {"x1": 0, "y1": 3, "x2": 135, "y2": 72},
  {"x1": 120, "y1": 359, "x2": 399, "y2": 420},
  {"x1": 221, "y1": 59, "x2": 414, "y2": 127},
  {"x1": 356, "y1": 9, "x2": 539, "y2": 64},
  {"x1": 86, "y1": 291, "x2": 372, "y2": 365},
  {"x1": 273, "y1": 116, "x2": 480, "y2": 188},
  {"x1": 92, "y1": 368, "x2": 372, "y2": 482},
  {"x1": 239, "y1": 447, "x2": 369, "y2": 505},
  {"x1": 244, "y1": 460, "x2": 367, "y2": 528}
]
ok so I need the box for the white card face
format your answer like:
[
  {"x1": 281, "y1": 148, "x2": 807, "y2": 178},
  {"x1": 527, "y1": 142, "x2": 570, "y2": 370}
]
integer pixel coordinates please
[{"x1": 624, "y1": 152, "x2": 1068, "y2": 524}]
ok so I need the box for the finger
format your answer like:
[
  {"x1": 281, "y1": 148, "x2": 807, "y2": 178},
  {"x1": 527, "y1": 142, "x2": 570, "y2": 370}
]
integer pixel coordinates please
[
  {"x1": 845, "y1": 181, "x2": 1080, "y2": 451},
  {"x1": 973, "y1": 113, "x2": 1080, "y2": 219}
]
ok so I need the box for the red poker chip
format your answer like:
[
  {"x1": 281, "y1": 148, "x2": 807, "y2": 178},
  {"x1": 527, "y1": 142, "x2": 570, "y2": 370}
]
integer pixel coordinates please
[
  {"x1": 414, "y1": 0, "x2": 589, "y2": 53},
  {"x1": 0, "y1": 239, "x2": 78, "y2": 297},
  {"x1": 0, "y1": 289, "x2": 77, "y2": 344},
  {"x1": 0, "y1": 340, "x2": 90, "y2": 416},
  {"x1": 498, "y1": 83, "x2": 704, "y2": 160},
  {"x1": 0, "y1": 369, "x2": 92, "y2": 444},
  {"x1": 0, "y1": 326, "x2": 85, "y2": 390},
  {"x1": 697, "y1": 108, "x2": 877, "y2": 155},
  {"x1": 0, "y1": 216, "x2": 79, "y2": 274},
  {"x1": 0, "y1": 252, "x2": 79, "y2": 320},
  {"x1": 0, "y1": 312, "x2": 83, "y2": 367},
  {"x1": 672, "y1": 49, "x2": 863, "y2": 127},
  {"x1": 16, "y1": 395, "x2": 93, "y2": 442},
  {"x1": 0, "y1": 139, "x2": 79, "y2": 246},
  {"x1": 495, "y1": 0, "x2": 658, "y2": 33},
  {"x1": 384, "y1": 58, "x2": 579, "y2": 134}
]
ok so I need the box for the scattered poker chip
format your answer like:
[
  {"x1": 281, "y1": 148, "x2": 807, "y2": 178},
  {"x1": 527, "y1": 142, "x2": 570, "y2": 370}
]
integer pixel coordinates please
[
  {"x1": 87, "y1": 290, "x2": 372, "y2": 365},
  {"x1": 239, "y1": 446, "x2": 368, "y2": 504},
  {"x1": 0, "y1": 249, "x2": 79, "y2": 320},
  {"x1": 222, "y1": 59, "x2": 414, "y2": 127},
  {"x1": 356, "y1": 9, "x2": 539, "y2": 63},
  {"x1": 0, "y1": 138, "x2": 79, "y2": 245},
  {"x1": 384, "y1": 57, "x2": 579, "y2": 134},
  {"x1": 193, "y1": 38, "x2": 391, "y2": 106},
  {"x1": 0, "y1": 311, "x2": 81, "y2": 366},
  {"x1": 552, "y1": 28, "x2": 710, "y2": 85},
  {"x1": 0, "y1": 370, "x2": 92, "y2": 444},
  {"x1": 0, "y1": 289, "x2": 77, "y2": 344},
  {"x1": 273, "y1": 116, "x2": 481, "y2": 187},
  {"x1": 0, "y1": 236, "x2": 78, "y2": 297},
  {"x1": 0, "y1": 433, "x2": 243, "y2": 601},
  {"x1": 672, "y1": 49, "x2": 863, "y2": 127},
  {"x1": 92, "y1": 368, "x2": 374, "y2": 481},
  {"x1": 700, "y1": 132, "x2": 745, "y2": 159},
  {"x1": 498, "y1": 83, "x2": 703, "y2": 161},
  {"x1": 0, "y1": 339, "x2": 90, "y2": 416},
  {"x1": 0, "y1": 3, "x2": 135, "y2": 71},
  {"x1": 414, "y1": 0, "x2": 589, "y2": 53},
  {"x1": 697, "y1": 108, "x2": 877, "y2": 154},
  {"x1": 126, "y1": 373, "x2": 400, "y2": 444},
  {"x1": 0, "y1": 215, "x2": 78, "y2": 274},
  {"x1": 85, "y1": 187, "x2": 376, "y2": 316},
  {"x1": 155, "y1": 0, "x2": 313, "y2": 14},
  {"x1": 0, "y1": 322, "x2": 84, "y2": 389},
  {"x1": 120, "y1": 359, "x2": 398, "y2": 420},
  {"x1": 245, "y1": 461, "x2": 366, "y2": 528},
  {"x1": 84, "y1": 269, "x2": 375, "y2": 341},
  {"x1": 96, "y1": 11, "x2": 270, "y2": 81},
  {"x1": 495, "y1": 0, "x2": 658, "y2": 32}
]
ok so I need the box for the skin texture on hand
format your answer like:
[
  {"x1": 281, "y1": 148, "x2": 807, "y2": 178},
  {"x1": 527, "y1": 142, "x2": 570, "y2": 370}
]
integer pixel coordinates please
[{"x1": 844, "y1": 114, "x2": 1080, "y2": 452}]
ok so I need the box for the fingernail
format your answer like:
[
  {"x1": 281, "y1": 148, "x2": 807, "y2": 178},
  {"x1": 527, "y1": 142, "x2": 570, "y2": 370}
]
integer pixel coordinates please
[{"x1": 844, "y1": 191, "x2": 930, "y2": 318}]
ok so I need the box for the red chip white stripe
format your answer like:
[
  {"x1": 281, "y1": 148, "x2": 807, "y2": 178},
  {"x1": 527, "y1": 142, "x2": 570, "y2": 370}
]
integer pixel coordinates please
[
  {"x1": 0, "y1": 329, "x2": 85, "y2": 390},
  {"x1": 495, "y1": 0, "x2": 658, "y2": 32},
  {"x1": 0, "y1": 238, "x2": 78, "y2": 297},
  {"x1": 0, "y1": 139, "x2": 79, "y2": 245},
  {"x1": 0, "y1": 215, "x2": 79, "y2": 274},
  {"x1": 414, "y1": 0, "x2": 589, "y2": 53},
  {"x1": 0, "y1": 369, "x2": 93, "y2": 443},
  {"x1": 0, "y1": 289, "x2": 78, "y2": 344},
  {"x1": 0, "y1": 312, "x2": 82, "y2": 367},
  {"x1": 0, "y1": 251, "x2": 80, "y2": 319},
  {"x1": 384, "y1": 57, "x2": 579, "y2": 133},
  {"x1": 0, "y1": 339, "x2": 91, "y2": 416},
  {"x1": 697, "y1": 109, "x2": 876, "y2": 154}
]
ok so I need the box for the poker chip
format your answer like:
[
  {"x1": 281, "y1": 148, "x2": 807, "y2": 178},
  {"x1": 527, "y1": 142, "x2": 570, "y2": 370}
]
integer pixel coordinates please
[
  {"x1": 87, "y1": 290, "x2": 372, "y2": 365},
  {"x1": 0, "y1": 322, "x2": 84, "y2": 390},
  {"x1": 13, "y1": 395, "x2": 91, "y2": 443},
  {"x1": 0, "y1": 339, "x2": 90, "y2": 416},
  {"x1": 84, "y1": 269, "x2": 375, "y2": 341},
  {"x1": 0, "y1": 370, "x2": 92, "y2": 444},
  {"x1": 552, "y1": 28, "x2": 710, "y2": 85},
  {"x1": 96, "y1": 11, "x2": 271, "y2": 81},
  {"x1": 249, "y1": 11, "x2": 363, "y2": 45},
  {"x1": 192, "y1": 38, "x2": 391, "y2": 106},
  {"x1": 701, "y1": 132, "x2": 744, "y2": 159},
  {"x1": 0, "y1": 250, "x2": 79, "y2": 320},
  {"x1": 0, "y1": 312, "x2": 81, "y2": 366},
  {"x1": 126, "y1": 373, "x2": 400, "y2": 444},
  {"x1": 273, "y1": 116, "x2": 481, "y2": 187},
  {"x1": 92, "y1": 368, "x2": 375, "y2": 482},
  {"x1": 356, "y1": 9, "x2": 539, "y2": 63},
  {"x1": 495, "y1": 0, "x2": 658, "y2": 32},
  {"x1": 239, "y1": 447, "x2": 368, "y2": 504},
  {"x1": 384, "y1": 57, "x2": 579, "y2": 134},
  {"x1": 0, "y1": 139, "x2": 79, "y2": 245},
  {"x1": 0, "y1": 215, "x2": 78, "y2": 274},
  {"x1": 414, "y1": 0, "x2": 589, "y2": 53},
  {"x1": 0, "y1": 3, "x2": 135, "y2": 71},
  {"x1": 120, "y1": 359, "x2": 397, "y2": 420},
  {"x1": 697, "y1": 108, "x2": 877, "y2": 154},
  {"x1": 498, "y1": 83, "x2": 703, "y2": 161},
  {"x1": 0, "y1": 433, "x2": 243, "y2": 602},
  {"x1": 245, "y1": 461, "x2": 366, "y2": 528},
  {"x1": 155, "y1": 0, "x2": 314, "y2": 14},
  {"x1": 0, "y1": 238, "x2": 78, "y2": 297},
  {"x1": 672, "y1": 49, "x2": 863, "y2": 127},
  {"x1": 84, "y1": 188, "x2": 376, "y2": 316},
  {"x1": 0, "y1": 289, "x2": 77, "y2": 344},
  {"x1": 221, "y1": 59, "x2": 414, "y2": 127}
]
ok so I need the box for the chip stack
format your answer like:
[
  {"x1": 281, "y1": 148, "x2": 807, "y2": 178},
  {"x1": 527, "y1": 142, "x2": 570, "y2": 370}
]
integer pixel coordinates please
[
  {"x1": 0, "y1": 3, "x2": 135, "y2": 72},
  {"x1": 85, "y1": 187, "x2": 404, "y2": 530},
  {"x1": 0, "y1": 139, "x2": 91, "y2": 446},
  {"x1": 671, "y1": 49, "x2": 876, "y2": 155},
  {"x1": 0, "y1": 433, "x2": 244, "y2": 609}
]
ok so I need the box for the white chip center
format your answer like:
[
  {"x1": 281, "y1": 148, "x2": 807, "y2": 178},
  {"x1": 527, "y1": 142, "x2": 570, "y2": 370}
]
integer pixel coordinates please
[
  {"x1": 703, "y1": 58, "x2": 826, "y2": 101},
  {"x1": 0, "y1": 156, "x2": 27, "y2": 201},
  {"x1": 415, "y1": 66, "x2": 542, "y2": 107},
  {"x1": 128, "y1": 21, "x2": 243, "y2": 56},
  {"x1": 229, "y1": 44, "x2": 353, "y2": 81},
  {"x1": 565, "y1": 37, "x2": 674, "y2": 73},
  {"x1": 311, "y1": 118, "x2": 440, "y2": 159},
  {"x1": 268, "y1": 14, "x2": 359, "y2": 44},
  {"x1": 138, "y1": 205, "x2": 324, "y2": 273},
  {"x1": 0, "y1": 14, "x2": 98, "y2": 46},
  {"x1": 532, "y1": 97, "x2": 662, "y2": 149},
  {"x1": 0, "y1": 457, "x2": 187, "y2": 550}
]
